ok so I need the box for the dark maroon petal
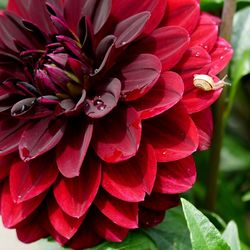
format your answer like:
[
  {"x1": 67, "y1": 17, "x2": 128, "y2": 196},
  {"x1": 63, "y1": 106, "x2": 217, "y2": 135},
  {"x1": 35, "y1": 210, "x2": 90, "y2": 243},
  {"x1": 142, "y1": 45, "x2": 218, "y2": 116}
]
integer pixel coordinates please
[
  {"x1": 189, "y1": 13, "x2": 219, "y2": 52},
  {"x1": 130, "y1": 26, "x2": 190, "y2": 71},
  {"x1": 93, "y1": 35, "x2": 116, "y2": 75},
  {"x1": 0, "y1": 13, "x2": 37, "y2": 52},
  {"x1": 114, "y1": 12, "x2": 150, "y2": 48},
  {"x1": 9, "y1": 153, "x2": 58, "y2": 203},
  {"x1": 16, "y1": 219, "x2": 48, "y2": 243},
  {"x1": 19, "y1": 116, "x2": 66, "y2": 161},
  {"x1": 208, "y1": 38, "x2": 234, "y2": 75},
  {"x1": 142, "y1": 193, "x2": 180, "y2": 211},
  {"x1": 11, "y1": 97, "x2": 54, "y2": 119},
  {"x1": 92, "y1": 209, "x2": 129, "y2": 242},
  {"x1": 7, "y1": 0, "x2": 56, "y2": 35},
  {"x1": 54, "y1": 156, "x2": 101, "y2": 218},
  {"x1": 118, "y1": 54, "x2": 161, "y2": 101},
  {"x1": 67, "y1": 223, "x2": 102, "y2": 250},
  {"x1": 162, "y1": 0, "x2": 200, "y2": 34},
  {"x1": 144, "y1": 102, "x2": 199, "y2": 162},
  {"x1": 0, "y1": 117, "x2": 27, "y2": 156},
  {"x1": 91, "y1": 0, "x2": 112, "y2": 34},
  {"x1": 83, "y1": 78, "x2": 121, "y2": 119},
  {"x1": 111, "y1": 0, "x2": 167, "y2": 35},
  {"x1": 56, "y1": 119, "x2": 93, "y2": 178},
  {"x1": 92, "y1": 107, "x2": 141, "y2": 163},
  {"x1": 154, "y1": 156, "x2": 196, "y2": 194},
  {"x1": 139, "y1": 207, "x2": 165, "y2": 228},
  {"x1": 191, "y1": 108, "x2": 213, "y2": 151},
  {"x1": 1, "y1": 181, "x2": 46, "y2": 228},
  {"x1": 48, "y1": 197, "x2": 84, "y2": 240},
  {"x1": 35, "y1": 69, "x2": 62, "y2": 94},
  {"x1": 95, "y1": 190, "x2": 138, "y2": 229},
  {"x1": 64, "y1": 0, "x2": 111, "y2": 35},
  {"x1": 133, "y1": 71, "x2": 184, "y2": 120}
]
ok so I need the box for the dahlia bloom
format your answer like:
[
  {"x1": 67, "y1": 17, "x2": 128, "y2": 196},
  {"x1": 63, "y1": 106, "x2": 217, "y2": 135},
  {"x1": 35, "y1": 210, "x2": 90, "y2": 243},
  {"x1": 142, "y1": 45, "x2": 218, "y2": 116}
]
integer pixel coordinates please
[{"x1": 0, "y1": 0, "x2": 232, "y2": 249}]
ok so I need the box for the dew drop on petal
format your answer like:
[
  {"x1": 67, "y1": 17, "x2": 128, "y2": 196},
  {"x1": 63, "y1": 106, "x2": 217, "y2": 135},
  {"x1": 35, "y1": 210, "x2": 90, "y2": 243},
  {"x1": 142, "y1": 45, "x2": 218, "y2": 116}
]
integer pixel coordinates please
[
  {"x1": 97, "y1": 104, "x2": 106, "y2": 111},
  {"x1": 94, "y1": 99, "x2": 104, "y2": 106},
  {"x1": 195, "y1": 52, "x2": 200, "y2": 57}
]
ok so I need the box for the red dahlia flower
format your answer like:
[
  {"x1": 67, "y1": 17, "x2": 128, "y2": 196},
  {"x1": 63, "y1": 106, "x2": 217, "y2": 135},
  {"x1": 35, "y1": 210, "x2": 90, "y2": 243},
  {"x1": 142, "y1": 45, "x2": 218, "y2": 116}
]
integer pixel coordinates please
[{"x1": 0, "y1": 0, "x2": 232, "y2": 249}]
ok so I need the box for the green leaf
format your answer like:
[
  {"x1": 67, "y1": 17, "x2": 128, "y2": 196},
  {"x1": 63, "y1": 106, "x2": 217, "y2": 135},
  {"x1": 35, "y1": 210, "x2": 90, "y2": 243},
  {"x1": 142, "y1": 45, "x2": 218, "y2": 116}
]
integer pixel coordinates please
[
  {"x1": 222, "y1": 221, "x2": 241, "y2": 250},
  {"x1": 231, "y1": 6, "x2": 250, "y2": 63},
  {"x1": 181, "y1": 198, "x2": 230, "y2": 250},
  {"x1": 227, "y1": 7, "x2": 250, "y2": 117},
  {"x1": 86, "y1": 231, "x2": 158, "y2": 250},
  {"x1": 0, "y1": 0, "x2": 7, "y2": 9},
  {"x1": 242, "y1": 191, "x2": 250, "y2": 202},
  {"x1": 143, "y1": 206, "x2": 192, "y2": 250},
  {"x1": 220, "y1": 135, "x2": 250, "y2": 171}
]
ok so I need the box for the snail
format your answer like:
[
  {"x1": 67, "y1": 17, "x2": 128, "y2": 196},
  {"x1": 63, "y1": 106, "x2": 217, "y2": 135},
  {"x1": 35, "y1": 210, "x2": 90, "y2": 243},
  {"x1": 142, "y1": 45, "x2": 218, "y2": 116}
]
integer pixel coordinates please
[{"x1": 193, "y1": 74, "x2": 230, "y2": 91}]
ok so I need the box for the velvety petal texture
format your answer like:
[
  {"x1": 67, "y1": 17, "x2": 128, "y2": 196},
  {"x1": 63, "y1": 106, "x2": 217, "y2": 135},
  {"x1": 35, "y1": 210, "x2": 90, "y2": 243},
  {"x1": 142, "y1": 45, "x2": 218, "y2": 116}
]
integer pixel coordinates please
[{"x1": 0, "y1": 0, "x2": 233, "y2": 249}]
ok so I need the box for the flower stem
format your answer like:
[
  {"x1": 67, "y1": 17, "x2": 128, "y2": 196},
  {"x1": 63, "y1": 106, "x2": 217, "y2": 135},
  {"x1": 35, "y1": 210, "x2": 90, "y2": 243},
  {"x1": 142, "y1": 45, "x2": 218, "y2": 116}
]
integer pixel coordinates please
[{"x1": 205, "y1": 0, "x2": 236, "y2": 211}]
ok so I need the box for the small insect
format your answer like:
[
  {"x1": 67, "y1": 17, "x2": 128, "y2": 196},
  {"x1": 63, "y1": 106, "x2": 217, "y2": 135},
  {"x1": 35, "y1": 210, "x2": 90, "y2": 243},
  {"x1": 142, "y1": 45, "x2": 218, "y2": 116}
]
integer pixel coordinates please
[{"x1": 193, "y1": 74, "x2": 231, "y2": 91}]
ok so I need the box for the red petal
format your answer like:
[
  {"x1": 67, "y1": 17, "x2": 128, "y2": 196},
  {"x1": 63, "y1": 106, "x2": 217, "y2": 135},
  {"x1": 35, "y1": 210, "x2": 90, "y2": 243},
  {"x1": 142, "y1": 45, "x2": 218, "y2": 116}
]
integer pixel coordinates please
[
  {"x1": 162, "y1": 0, "x2": 200, "y2": 34},
  {"x1": 142, "y1": 193, "x2": 179, "y2": 211},
  {"x1": 133, "y1": 71, "x2": 184, "y2": 119},
  {"x1": 101, "y1": 142, "x2": 156, "y2": 202},
  {"x1": 9, "y1": 153, "x2": 58, "y2": 203},
  {"x1": 54, "y1": 156, "x2": 101, "y2": 218},
  {"x1": 39, "y1": 210, "x2": 69, "y2": 246},
  {"x1": 131, "y1": 26, "x2": 190, "y2": 71},
  {"x1": 95, "y1": 190, "x2": 138, "y2": 229},
  {"x1": 144, "y1": 102, "x2": 199, "y2": 162},
  {"x1": 92, "y1": 107, "x2": 141, "y2": 163},
  {"x1": 0, "y1": 154, "x2": 15, "y2": 181},
  {"x1": 19, "y1": 117, "x2": 66, "y2": 161},
  {"x1": 208, "y1": 38, "x2": 234, "y2": 75},
  {"x1": 138, "y1": 143, "x2": 157, "y2": 194},
  {"x1": 67, "y1": 223, "x2": 102, "y2": 250},
  {"x1": 189, "y1": 13, "x2": 219, "y2": 52},
  {"x1": 1, "y1": 181, "x2": 46, "y2": 228},
  {"x1": 111, "y1": 0, "x2": 167, "y2": 35},
  {"x1": 154, "y1": 156, "x2": 196, "y2": 194},
  {"x1": 48, "y1": 197, "x2": 84, "y2": 240},
  {"x1": 182, "y1": 85, "x2": 222, "y2": 114},
  {"x1": 0, "y1": 117, "x2": 27, "y2": 156},
  {"x1": 139, "y1": 207, "x2": 165, "y2": 228},
  {"x1": 191, "y1": 108, "x2": 213, "y2": 150},
  {"x1": 118, "y1": 54, "x2": 161, "y2": 101},
  {"x1": 16, "y1": 219, "x2": 48, "y2": 243},
  {"x1": 56, "y1": 119, "x2": 93, "y2": 178},
  {"x1": 92, "y1": 209, "x2": 129, "y2": 242},
  {"x1": 176, "y1": 46, "x2": 211, "y2": 78}
]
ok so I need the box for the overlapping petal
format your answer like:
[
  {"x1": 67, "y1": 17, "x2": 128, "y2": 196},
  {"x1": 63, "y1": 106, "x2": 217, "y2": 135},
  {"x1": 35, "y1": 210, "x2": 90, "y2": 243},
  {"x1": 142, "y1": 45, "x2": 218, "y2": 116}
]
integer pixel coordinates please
[{"x1": 0, "y1": 0, "x2": 233, "y2": 248}]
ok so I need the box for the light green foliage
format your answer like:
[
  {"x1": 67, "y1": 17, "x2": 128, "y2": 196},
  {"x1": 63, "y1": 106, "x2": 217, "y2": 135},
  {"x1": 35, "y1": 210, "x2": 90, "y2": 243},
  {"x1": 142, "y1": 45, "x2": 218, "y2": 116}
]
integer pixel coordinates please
[
  {"x1": 86, "y1": 232, "x2": 157, "y2": 250},
  {"x1": 222, "y1": 221, "x2": 241, "y2": 250},
  {"x1": 181, "y1": 198, "x2": 230, "y2": 250}
]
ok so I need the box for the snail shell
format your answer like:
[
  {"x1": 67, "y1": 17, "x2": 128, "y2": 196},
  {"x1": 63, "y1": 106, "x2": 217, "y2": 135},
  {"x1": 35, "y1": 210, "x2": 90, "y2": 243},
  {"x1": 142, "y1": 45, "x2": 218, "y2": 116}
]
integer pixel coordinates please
[{"x1": 193, "y1": 74, "x2": 230, "y2": 91}]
